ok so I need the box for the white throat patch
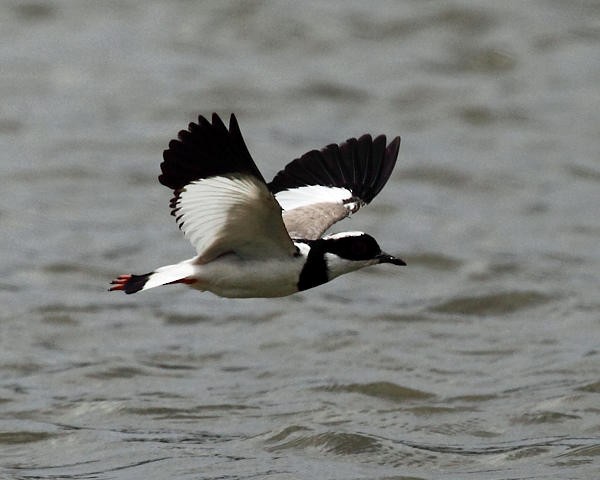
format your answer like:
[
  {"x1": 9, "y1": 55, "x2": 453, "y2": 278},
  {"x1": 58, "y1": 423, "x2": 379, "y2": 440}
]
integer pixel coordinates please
[{"x1": 324, "y1": 252, "x2": 378, "y2": 279}]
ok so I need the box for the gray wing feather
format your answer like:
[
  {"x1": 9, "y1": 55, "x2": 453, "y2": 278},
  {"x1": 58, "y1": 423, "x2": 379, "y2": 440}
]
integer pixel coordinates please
[{"x1": 282, "y1": 203, "x2": 350, "y2": 240}]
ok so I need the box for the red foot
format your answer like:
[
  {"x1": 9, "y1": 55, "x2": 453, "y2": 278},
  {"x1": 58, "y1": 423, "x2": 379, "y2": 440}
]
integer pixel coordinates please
[{"x1": 109, "y1": 274, "x2": 132, "y2": 291}]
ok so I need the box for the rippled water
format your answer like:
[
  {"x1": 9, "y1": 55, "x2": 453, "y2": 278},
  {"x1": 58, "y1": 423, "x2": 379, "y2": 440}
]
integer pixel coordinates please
[{"x1": 1, "y1": 1, "x2": 599, "y2": 479}]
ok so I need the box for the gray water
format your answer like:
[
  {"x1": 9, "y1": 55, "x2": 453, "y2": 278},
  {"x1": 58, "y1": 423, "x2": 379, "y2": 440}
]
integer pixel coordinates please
[{"x1": 1, "y1": 1, "x2": 599, "y2": 478}]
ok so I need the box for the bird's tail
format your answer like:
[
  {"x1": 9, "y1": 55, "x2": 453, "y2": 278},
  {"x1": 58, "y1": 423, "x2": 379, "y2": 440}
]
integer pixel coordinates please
[{"x1": 109, "y1": 261, "x2": 197, "y2": 294}]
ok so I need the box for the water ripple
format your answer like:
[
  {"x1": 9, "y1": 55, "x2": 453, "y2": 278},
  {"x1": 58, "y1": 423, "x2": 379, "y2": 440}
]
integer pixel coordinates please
[
  {"x1": 319, "y1": 381, "x2": 435, "y2": 402},
  {"x1": 430, "y1": 290, "x2": 552, "y2": 316}
]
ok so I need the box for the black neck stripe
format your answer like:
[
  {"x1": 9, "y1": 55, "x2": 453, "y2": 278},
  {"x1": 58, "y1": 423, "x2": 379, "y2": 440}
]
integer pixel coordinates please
[{"x1": 297, "y1": 243, "x2": 328, "y2": 291}]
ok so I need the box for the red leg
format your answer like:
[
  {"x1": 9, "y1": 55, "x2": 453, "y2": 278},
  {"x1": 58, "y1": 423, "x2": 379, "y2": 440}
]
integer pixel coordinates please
[{"x1": 109, "y1": 274, "x2": 132, "y2": 291}]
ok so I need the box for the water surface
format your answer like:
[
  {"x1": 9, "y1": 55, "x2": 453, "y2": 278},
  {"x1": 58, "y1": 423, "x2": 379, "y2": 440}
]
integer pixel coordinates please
[{"x1": 1, "y1": 1, "x2": 599, "y2": 479}]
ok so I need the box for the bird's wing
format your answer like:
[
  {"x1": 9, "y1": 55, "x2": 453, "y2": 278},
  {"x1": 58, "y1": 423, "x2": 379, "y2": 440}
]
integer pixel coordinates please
[
  {"x1": 159, "y1": 113, "x2": 296, "y2": 262},
  {"x1": 268, "y1": 134, "x2": 401, "y2": 240}
]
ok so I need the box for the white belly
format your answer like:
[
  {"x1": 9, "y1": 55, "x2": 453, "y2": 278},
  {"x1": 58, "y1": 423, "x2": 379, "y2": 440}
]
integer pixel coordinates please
[{"x1": 191, "y1": 254, "x2": 305, "y2": 298}]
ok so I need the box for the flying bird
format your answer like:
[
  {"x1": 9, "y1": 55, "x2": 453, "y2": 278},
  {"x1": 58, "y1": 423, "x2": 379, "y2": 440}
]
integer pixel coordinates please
[{"x1": 109, "y1": 113, "x2": 405, "y2": 298}]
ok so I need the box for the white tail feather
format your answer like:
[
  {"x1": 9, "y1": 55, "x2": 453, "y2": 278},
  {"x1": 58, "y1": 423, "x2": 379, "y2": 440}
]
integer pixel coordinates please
[{"x1": 143, "y1": 260, "x2": 197, "y2": 291}]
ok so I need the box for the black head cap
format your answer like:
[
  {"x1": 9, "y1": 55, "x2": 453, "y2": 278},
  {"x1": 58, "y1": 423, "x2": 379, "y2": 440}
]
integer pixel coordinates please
[{"x1": 323, "y1": 232, "x2": 406, "y2": 265}]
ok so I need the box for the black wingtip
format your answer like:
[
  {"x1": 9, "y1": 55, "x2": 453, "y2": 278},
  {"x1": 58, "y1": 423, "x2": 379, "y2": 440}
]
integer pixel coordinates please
[
  {"x1": 388, "y1": 136, "x2": 401, "y2": 160},
  {"x1": 268, "y1": 133, "x2": 401, "y2": 204},
  {"x1": 228, "y1": 112, "x2": 239, "y2": 130},
  {"x1": 158, "y1": 113, "x2": 265, "y2": 191}
]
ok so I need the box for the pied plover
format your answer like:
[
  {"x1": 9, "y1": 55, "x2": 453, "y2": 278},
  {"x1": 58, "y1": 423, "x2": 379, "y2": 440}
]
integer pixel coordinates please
[{"x1": 109, "y1": 113, "x2": 405, "y2": 298}]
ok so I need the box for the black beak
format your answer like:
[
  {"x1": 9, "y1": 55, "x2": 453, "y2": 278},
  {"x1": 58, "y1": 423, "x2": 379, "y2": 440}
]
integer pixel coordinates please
[{"x1": 376, "y1": 253, "x2": 406, "y2": 266}]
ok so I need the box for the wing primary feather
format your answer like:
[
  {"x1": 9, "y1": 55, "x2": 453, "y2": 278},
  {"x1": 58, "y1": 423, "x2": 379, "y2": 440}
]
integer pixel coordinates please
[
  {"x1": 323, "y1": 143, "x2": 347, "y2": 186},
  {"x1": 338, "y1": 138, "x2": 356, "y2": 187},
  {"x1": 269, "y1": 133, "x2": 400, "y2": 206},
  {"x1": 356, "y1": 134, "x2": 372, "y2": 187},
  {"x1": 365, "y1": 135, "x2": 386, "y2": 198},
  {"x1": 159, "y1": 113, "x2": 265, "y2": 191},
  {"x1": 227, "y1": 114, "x2": 265, "y2": 182},
  {"x1": 294, "y1": 156, "x2": 332, "y2": 185},
  {"x1": 370, "y1": 135, "x2": 400, "y2": 200},
  {"x1": 309, "y1": 150, "x2": 340, "y2": 185}
]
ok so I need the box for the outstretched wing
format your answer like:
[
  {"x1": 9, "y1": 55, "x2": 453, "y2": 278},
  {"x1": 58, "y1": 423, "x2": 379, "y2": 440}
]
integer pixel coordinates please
[
  {"x1": 268, "y1": 134, "x2": 401, "y2": 240},
  {"x1": 159, "y1": 113, "x2": 296, "y2": 262}
]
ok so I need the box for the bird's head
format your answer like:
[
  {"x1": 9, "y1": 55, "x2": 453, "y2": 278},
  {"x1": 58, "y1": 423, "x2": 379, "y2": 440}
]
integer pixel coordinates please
[{"x1": 319, "y1": 231, "x2": 406, "y2": 279}]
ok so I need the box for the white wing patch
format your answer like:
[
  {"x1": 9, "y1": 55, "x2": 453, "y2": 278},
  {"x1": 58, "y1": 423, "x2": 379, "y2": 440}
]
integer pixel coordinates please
[
  {"x1": 324, "y1": 231, "x2": 365, "y2": 240},
  {"x1": 275, "y1": 185, "x2": 352, "y2": 211},
  {"x1": 174, "y1": 175, "x2": 296, "y2": 261}
]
